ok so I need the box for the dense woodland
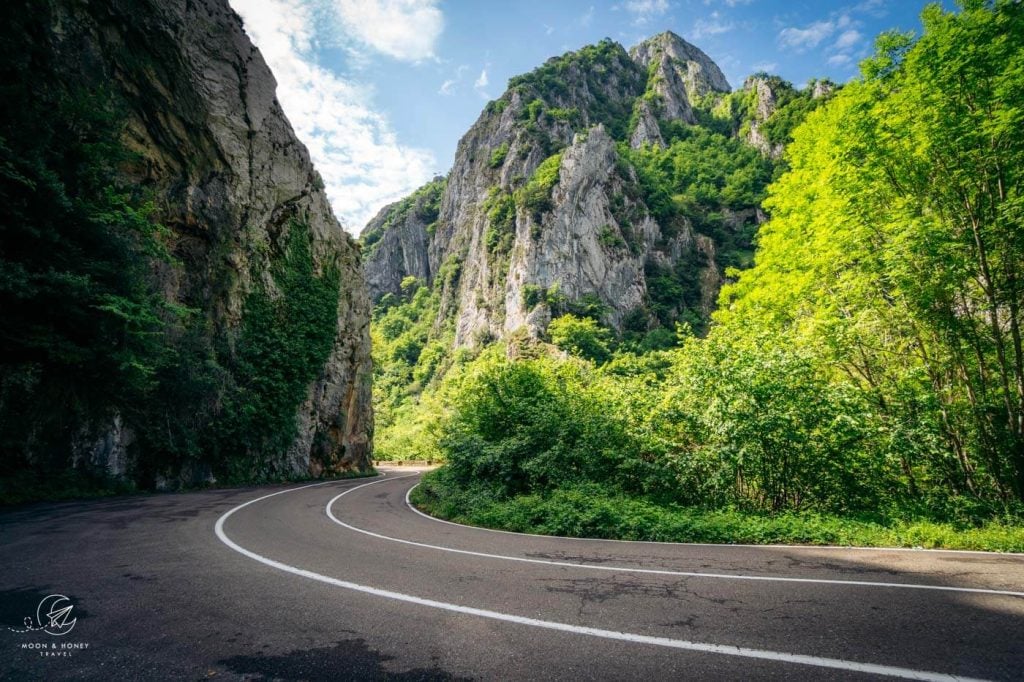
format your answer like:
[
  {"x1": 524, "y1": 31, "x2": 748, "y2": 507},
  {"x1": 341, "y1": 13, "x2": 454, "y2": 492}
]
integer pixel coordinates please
[{"x1": 379, "y1": 2, "x2": 1024, "y2": 549}]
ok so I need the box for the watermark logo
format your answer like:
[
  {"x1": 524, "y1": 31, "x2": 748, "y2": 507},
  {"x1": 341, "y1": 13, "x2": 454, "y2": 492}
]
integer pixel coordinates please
[{"x1": 8, "y1": 594, "x2": 77, "y2": 636}]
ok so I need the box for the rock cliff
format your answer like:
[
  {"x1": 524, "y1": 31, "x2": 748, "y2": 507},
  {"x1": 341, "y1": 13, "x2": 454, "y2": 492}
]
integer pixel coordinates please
[
  {"x1": 629, "y1": 31, "x2": 731, "y2": 125},
  {"x1": 743, "y1": 75, "x2": 786, "y2": 159},
  {"x1": 362, "y1": 178, "x2": 445, "y2": 301},
  {"x1": 741, "y1": 74, "x2": 837, "y2": 159},
  {"x1": 363, "y1": 32, "x2": 811, "y2": 351},
  {"x1": 0, "y1": 0, "x2": 372, "y2": 487}
]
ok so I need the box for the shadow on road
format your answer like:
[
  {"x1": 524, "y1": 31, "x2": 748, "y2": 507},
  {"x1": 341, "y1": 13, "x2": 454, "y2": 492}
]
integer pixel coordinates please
[
  {"x1": 0, "y1": 586, "x2": 92, "y2": 631},
  {"x1": 219, "y1": 638, "x2": 472, "y2": 681}
]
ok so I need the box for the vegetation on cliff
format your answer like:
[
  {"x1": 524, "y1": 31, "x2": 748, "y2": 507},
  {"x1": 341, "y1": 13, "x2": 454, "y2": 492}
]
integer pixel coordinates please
[{"x1": 0, "y1": 0, "x2": 370, "y2": 502}]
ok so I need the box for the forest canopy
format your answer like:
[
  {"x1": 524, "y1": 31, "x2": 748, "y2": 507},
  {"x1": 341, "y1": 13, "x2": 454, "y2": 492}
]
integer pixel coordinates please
[{"x1": 393, "y1": 1, "x2": 1024, "y2": 549}]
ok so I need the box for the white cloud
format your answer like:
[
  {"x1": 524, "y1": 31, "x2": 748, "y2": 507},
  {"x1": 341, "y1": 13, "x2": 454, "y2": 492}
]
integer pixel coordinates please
[
  {"x1": 854, "y1": 0, "x2": 888, "y2": 18},
  {"x1": 826, "y1": 23, "x2": 863, "y2": 68},
  {"x1": 833, "y1": 29, "x2": 862, "y2": 50},
  {"x1": 232, "y1": 0, "x2": 436, "y2": 232},
  {"x1": 333, "y1": 0, "x2": 444, "y2": 62},
  {"x1": 473, "y1": 67, "x2": 491, "y2": 99},
  {"x1": 624, "y1": 0, "x2": 669, "y2": 25},
  {"x1": 751, "y1": 61, "x2": 777, "y2": 73},
  {"x1": 778, "y1": 19, "x2": 835, "y2": 51},
  {"x1": 691, "y1": 11, "x2": 733, "y2": 40},
  {"x1": 438, "y1": 64, "x2": 468, "y2": 96}
]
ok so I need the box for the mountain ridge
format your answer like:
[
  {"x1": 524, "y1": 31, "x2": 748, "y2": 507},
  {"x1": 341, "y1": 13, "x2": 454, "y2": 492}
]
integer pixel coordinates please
[{"x1": 362, "y1": 31, "x2": 831, "y2": 351}]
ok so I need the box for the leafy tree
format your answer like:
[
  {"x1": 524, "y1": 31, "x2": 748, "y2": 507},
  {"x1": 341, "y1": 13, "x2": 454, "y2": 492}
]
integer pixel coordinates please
[
  {"x1": 441, "y1": 357, "x2": 641, "y2": 496},
  {"x1": 721, "y1": 0, "x2": 1024, "y2": 502},
  {"x1": 548, "y1": 314, "x2": 614, "y2": 365}
]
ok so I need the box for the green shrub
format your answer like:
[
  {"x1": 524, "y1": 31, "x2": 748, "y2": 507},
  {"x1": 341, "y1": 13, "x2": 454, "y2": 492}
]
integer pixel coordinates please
[
  {"x1": 548, "y1": 314, "x2": 613, "y2": 364},
  {"x1": 213, "y1": 221, "x2": 341, "y2": 480},
  {"x1": 440, "y1": 357, "x2": 644, "y2": 497},
  {"x1": 548, "y1": 107, "x2": 581, "y2": 125},
  {"x1": 488, "y1": 143, "x2": 509, "y2": 169},
  {"x1": 515, "y1": 151, "x2": 563, "y2": 223},
  {"x1": 483, "y1": 188, "x2": 517, "y2": 253},
  {"x1": 523, "y1": 284, "x2": 544, "y2": 309},
  {"x1": 411, "y1": 473, "x2": 1024, "y2": 552},
  {"x1": 598, "y1": 224, "x2": 626, "y2": 249}
]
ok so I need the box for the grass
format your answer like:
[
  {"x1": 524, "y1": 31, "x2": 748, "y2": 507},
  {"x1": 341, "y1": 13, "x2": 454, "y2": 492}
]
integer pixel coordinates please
[
  {"x1": 410, "y1": 469, "x2": 1024, "y2": 553},
  {"x1": 0, "y1": 467, "x2": 379, "y2": 507}
]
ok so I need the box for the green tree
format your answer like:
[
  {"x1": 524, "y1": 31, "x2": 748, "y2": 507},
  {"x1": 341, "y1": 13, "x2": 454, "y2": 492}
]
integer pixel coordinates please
[
  {"x1": 720, "y1": 0, "x2": 1024, "y2": 502},
  {"x1": 548, "y1": 314, "x2": 614, "y2": 364}
]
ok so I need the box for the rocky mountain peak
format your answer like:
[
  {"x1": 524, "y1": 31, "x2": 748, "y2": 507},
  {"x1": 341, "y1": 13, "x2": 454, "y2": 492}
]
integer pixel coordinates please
[
  {"x1": 363, "y1": 31, "x2": 805, "y2": 352},
  {"x1": 811, "y1": 78, "x2": 837, "y2": 99},
  {"x1": 742, "y1": 74, "x2": 789, "y2": 158},
  {"x1": 630, "y1": 31, "x2": 732, "y2": 101},
  {"x1": 629, "y1": 99, "x2": 665, "y2": 149},
  {"x1": 744, "y1": 75, "x2": 781, "y2": 120}
]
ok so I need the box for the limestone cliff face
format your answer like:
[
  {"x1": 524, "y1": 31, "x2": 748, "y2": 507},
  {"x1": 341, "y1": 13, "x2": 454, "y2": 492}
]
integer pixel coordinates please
[
  {"x1": 19, "y1": 0, "x2": 372, "y2": 481},
  {"x1": 362, "y1": 178, "x2": 444, "y2": 301},
  {"x1": 812, "y1": 79, "x2": 836, "y2": 99},
  {"x1": 363, "y1": 33, "x2": 740, "y2": 348},
  {"x1": 503, "y1": 127, "x2": 679, "y2": 334},
  {"x1": 629, "y1": 100, "x2": 665, "y2": 149},
  {"x1": 739, "y1": 75, "x2": 836, "y2": 159},
  {"x1": 629, "y1": 32, "x2": 731, "y2": 125},
  {"x1": 744, "y1": 76, "x2": 786, "y2": 159},
  {"x1": 425, "y1": 40, "x2": 647, "y2": 340}
]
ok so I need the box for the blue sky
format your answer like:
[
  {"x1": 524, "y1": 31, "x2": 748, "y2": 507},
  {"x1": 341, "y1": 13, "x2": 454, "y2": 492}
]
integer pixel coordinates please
[{"x1": 229, "y1": 0, "x2": 953, "y2": 233}]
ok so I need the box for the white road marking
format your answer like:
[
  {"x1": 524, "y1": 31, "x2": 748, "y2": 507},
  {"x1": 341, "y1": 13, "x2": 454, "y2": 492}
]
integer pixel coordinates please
[
  {"x1": 215, "y1": 477, "x2": 992, "y2": 682},
  {"x1": 323, "y1": 476, "x2": 1024, "y2": 598},
  {"x1": 393, "y1": 478, "x2": 1024, "y2": 558}
]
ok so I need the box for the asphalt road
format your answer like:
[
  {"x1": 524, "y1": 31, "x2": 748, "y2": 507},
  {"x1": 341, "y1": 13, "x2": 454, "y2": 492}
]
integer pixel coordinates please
[{"x1": 2, "y1": 469, "x2": 1023, "y2": 681}]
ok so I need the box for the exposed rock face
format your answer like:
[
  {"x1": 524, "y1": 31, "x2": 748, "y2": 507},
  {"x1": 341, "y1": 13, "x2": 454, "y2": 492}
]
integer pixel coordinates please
[
  {"x1": 503, "y1": 127, "x2": 657, "y2": 333},
  {"x1": 744, "y1": 76, "x2": 786, "y2": 159},
  {"x1": 363, "y1": 33, "x2": 743, "y2": 348},
  {"x1": 695, "y1": 234, "x2": 723, "y2": 316},
  {"x1": 362, "y1": 178, "x2": 444, "y2": 301},
  {"x1": 630, "y1": 32, "x2": 732, "y2": 103},
  {"x1": 644, "y1": 51, "x2": 697, "y2": 124},
  {"x1": 424, "y1": 41, "x2": 646, "y2": 305},
  {"x1": 627, "y1": 32, "x2": 731, "y2": 128},
  {"x1": 812, "y1": 79, "x2": 836, "y2": 99},
  {"x1": 363, "y1": 206, "x2": 432, "y2": 301},
  {"x1": 20, "y1": 0, "x2": 373, "y2": 480},
  {"x1": 630, "y1": 100, "x2": 665, "y2": 148}
]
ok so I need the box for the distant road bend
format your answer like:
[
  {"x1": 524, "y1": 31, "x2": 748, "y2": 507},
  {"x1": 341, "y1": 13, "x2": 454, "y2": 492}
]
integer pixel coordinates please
[{"x1": 2, "y1": 469, "x2": 1023, "y2": 680}]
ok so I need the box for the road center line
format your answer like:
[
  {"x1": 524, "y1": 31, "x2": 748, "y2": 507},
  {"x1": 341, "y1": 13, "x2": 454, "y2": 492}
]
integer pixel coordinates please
[
  {"x1": 323, "y1": 475, "x2": 1024, "y2": 599},
  {"x1": 215, "y1": 476, "x2": 991, "y2": 682}
]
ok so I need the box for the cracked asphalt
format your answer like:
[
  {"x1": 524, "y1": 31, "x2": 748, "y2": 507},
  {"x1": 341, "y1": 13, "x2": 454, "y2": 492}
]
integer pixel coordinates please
[{"x1": 1, "y1": 469, "x2": 1022, "y2": 681}]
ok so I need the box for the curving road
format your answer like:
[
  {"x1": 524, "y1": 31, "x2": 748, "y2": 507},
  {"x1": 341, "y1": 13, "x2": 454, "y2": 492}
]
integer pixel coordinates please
[{"x1": 2, "y1": 468, "x2": 1023, "y2": 681}]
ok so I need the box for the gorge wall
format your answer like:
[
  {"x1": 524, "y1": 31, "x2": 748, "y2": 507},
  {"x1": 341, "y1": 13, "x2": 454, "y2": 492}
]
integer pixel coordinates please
[
  {"x1": 363, "y1": 32, "x2": 830, "y2": 350},
  {"x1": 0, "y1": 0, "x2": 373, "y2": 491}
]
